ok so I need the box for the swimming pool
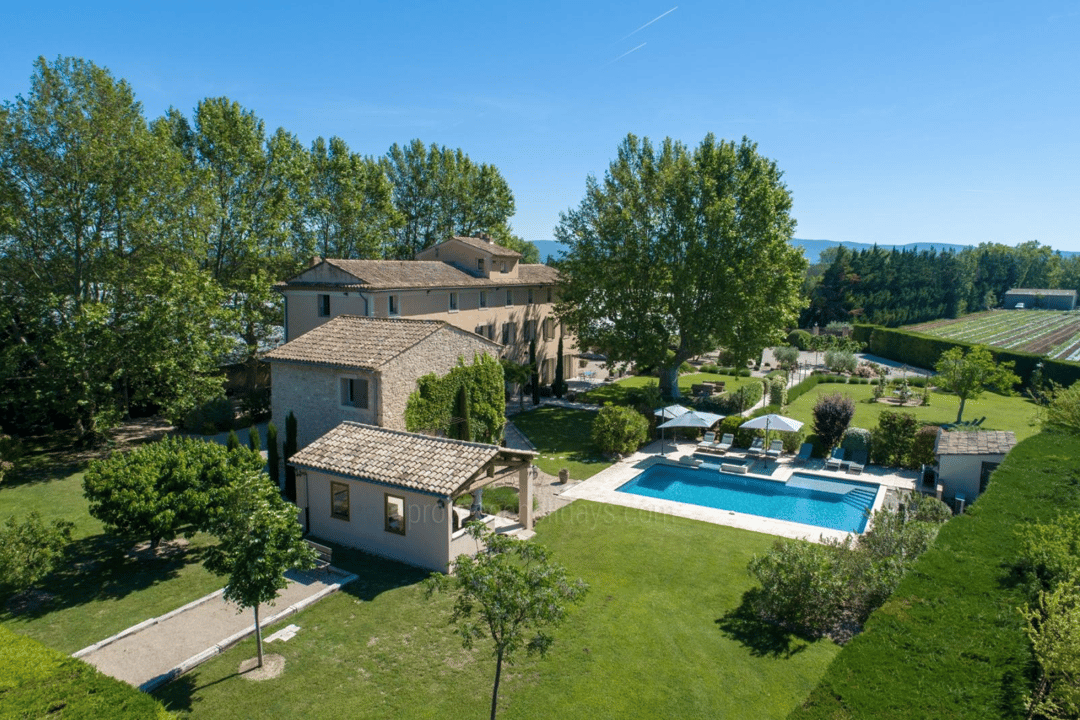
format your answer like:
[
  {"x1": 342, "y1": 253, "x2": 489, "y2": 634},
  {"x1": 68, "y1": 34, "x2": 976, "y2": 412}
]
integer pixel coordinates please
[{"x1": 616, "y1": 463, "x2": 879, "y2": 533}]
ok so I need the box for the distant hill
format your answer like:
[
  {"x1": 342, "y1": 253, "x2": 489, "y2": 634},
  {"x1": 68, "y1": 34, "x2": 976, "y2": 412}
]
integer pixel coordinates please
[{"x1": 530, "y1": 238, "x2": 1076, "y2": 265}]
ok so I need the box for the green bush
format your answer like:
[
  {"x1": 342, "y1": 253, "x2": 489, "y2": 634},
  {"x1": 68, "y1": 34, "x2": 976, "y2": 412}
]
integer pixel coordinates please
[
  {"x1": 0, "y1": 512, "x2": 73, "y2": 595},
  {"x1": 825, "y1": 349, "x2": 858, "y2": 374},
  {"x1": 787, "y1": 373, "x2": 825, "y2": 405},
  {"x1": 181, "y1": 395, "x2": 233, "y2": 433},
  {"x1": 1016, "y1": 512, "x2": 1080, "y2": 599},
  {"x1": 700, "y1": 363, "x2": 721, "y2": 374},
  {"x1": 871, "y1": 410, "x2": 920, "y2": 467},
  {"x1": 910, "y1": 425, "x2": 940, "y2": 467},
  {"x1": 717, "y1": 415, "x2": 762, "y2": 448},
  {"x1": 591, "y1": 405, "x2": 649, "y2": 455},
  {"x1": 768, "y1": 375, "x2": 787, "y2": 406},
  {"x1": 841, "y1": 427, "x2": 872, "y2": 455},
  {"x1": 788, "y1": 329, "x2": 813, "y2": 350},
  {"x1": 711, "y1": 381, "x2": 764, "y2": 415},
  {"x1": 1047, "y1": 382, "x2": 1080, "y2": 435}
]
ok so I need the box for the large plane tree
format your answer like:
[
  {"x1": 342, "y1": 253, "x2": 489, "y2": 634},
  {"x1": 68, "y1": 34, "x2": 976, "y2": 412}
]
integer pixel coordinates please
[{"x1": 554, "y1": 133, "x2": 807, "y2": 398}]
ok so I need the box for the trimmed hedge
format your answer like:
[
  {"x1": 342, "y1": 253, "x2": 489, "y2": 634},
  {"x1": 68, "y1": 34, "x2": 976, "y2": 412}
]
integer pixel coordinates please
[
  {"x1": 854, "y1": 323, "x2": 1080, "y2": 388},
  {"x1": 789, "y1": 430, "x2": 1080, "y2": 720},
  {"x1": 0, "y1": 626, "x2": 173, "y2": 718}
]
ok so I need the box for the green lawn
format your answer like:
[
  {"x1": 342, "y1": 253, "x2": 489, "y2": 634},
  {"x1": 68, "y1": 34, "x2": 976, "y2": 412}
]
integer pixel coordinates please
[
  {"x1": 579, "y1": 372, "x2": 756, "y2": 406},
  {"x1": 0, "y1": 469, "x2": 226, "y2": 654},
  {"x1": 154, "y1": 503, "x2": 840, "y2": 719},
  {"x1": 511, "y1": 406, "x2": 614, "y2": 480},
  {"x1": 783, "y1": 382, "x2": 1041, "y2": 442}
]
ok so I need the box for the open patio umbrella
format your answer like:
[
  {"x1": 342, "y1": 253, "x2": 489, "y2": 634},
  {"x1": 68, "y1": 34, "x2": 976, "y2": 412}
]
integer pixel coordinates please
[
  {"x1": 657, "y1": 410, "x2": 725, "y2": 454},
  {"x1": 739, "y1": 413, "x2": 804, "y2": 451},
  {"x1": 654, "y1": 404, "x2": 691, "y2": 420}
]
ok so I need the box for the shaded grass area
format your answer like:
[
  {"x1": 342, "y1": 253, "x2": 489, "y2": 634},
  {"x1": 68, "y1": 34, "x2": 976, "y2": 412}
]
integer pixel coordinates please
[
  {"x1": 789, "y1": 431, "x2": 1080, "y2": 720},
  {"x1": 0, "y1": 625, "x2": 173, "y2": 719},
  {"x1": 512, "y1": 406, "x2": 613, "y2": 480},
  {"x1": 782, "y1": 382, "x2": 1041, "y2": 443},
  {"x1": 154, "y1": 504, "x2": 839, "y2": 719},
  {"x1": 580, "y1": 372, "x2": 756, "y2": 406},
  {"x1": 455, "y1": 486, "x2": 536, "y2": 514},
  {"x1": 0, "y1": 468, "x2": 225, "y2": 654}
]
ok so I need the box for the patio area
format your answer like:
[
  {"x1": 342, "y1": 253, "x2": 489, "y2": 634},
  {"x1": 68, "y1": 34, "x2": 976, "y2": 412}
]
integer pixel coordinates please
[{"x1": 558, "y1": 439, "x2": 919, "y2": 543}]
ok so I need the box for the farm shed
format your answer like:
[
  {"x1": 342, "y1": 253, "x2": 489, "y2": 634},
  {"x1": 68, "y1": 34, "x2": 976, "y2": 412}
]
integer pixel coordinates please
[
  {"x1": 934, "y1": 430, "x2": 1017, "y2": 507},
  {"x1": 1003, "y1": 288, "x2": 1077, "y2": 311}
]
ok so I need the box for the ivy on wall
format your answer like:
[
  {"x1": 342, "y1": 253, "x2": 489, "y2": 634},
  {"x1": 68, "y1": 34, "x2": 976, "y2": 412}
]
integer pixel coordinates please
[{"x1": 404, "y1": 354, "x2": 505, "y2": 444}]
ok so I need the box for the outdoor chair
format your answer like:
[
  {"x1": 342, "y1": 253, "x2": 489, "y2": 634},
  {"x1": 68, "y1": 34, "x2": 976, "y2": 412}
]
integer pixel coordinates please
[
  {"x1": 846, "y1": 450, "x2": 867, "y2": 475},
  {"x1": 716, "y1": 433, "x2": 734, "y2": 453},
  {"x1": 794, "y1": 443, "x2": 813, "y2": 464},
  {"x1": 748, "y1": 437, "x2": 765, "y2": 456},
  {"x1": 766, "y1": 439, "x2": 783, "y2": 459},
  {"x1": 697, "y1": 431, "x2": 716, "y2": 449},
  {"x1": 825, "y1": 448, "x2": 846, "y2": 471}
]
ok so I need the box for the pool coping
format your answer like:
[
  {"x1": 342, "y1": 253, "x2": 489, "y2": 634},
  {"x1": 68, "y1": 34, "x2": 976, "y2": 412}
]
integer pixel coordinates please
[{"x1": 559, "y1": 441, "x2": 913, "y2": 544}]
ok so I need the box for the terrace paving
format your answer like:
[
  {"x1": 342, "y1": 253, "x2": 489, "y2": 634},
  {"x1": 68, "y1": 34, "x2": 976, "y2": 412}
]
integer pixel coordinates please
[{"x1": 559, "y1": 439, "x2": 918, "y2": 544}]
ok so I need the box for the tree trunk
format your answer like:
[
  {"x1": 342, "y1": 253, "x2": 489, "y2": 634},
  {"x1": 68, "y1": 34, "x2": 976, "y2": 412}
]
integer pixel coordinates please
[
  {"x1": 254, "y1": 604, "x2": 264, "y2": 668},
  {"x1": 490, "y1": 645, "x2": 504, "y2": 720},
  {"x1": 956, "y1": 396, "x2": 966, "y2": 424},
  {"x1": 659, "y1": 366, "x2": 680, "y2": 400}
]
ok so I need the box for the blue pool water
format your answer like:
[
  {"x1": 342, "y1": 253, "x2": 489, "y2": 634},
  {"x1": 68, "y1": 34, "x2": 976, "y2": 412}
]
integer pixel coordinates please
[{"x1": 617, "y1": 463, "x2": 879, "y2": 533}]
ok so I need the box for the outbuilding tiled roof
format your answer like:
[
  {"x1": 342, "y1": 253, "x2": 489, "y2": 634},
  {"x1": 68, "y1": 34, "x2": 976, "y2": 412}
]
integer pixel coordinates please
[
  {"x1": 283, "y1": 258, "x2": 558, "y2": 290},
  {"x1": 290, "y1": 421, "x2": 523, "y2": 495},
  {"x1": 264, "y1": 315, "x2": 474, "y2": 370},
  {"x1": 935, "y1": 430, "x2": 1017, "y2": 456},
  {"x1": 1004, "y1": 288, "x2": 1078, "y2": 298}
]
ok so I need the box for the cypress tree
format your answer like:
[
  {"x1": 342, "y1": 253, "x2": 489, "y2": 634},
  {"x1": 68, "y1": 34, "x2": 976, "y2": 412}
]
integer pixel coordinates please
[
  {"x1": 457, "y1": 384, "x2": 471, "y2": 441},
  {"x1": 266, "y1": 422, "x2": 280, "y2": 489},
  {"x1": 553, "y1": 336, "x2": 565, "y2": 398},
  {"x1": 248, "y1": 425, "x2": 261, "y2": 453},
  {"x1": 530, "y1": 339, "x2": 540, "y2": 406},
  {"x1": 284, "y1": 411, "x2": 298, "y2": 502},
  {"x1": 226, "y1": 429, "x2": 241, "y2": 452}
]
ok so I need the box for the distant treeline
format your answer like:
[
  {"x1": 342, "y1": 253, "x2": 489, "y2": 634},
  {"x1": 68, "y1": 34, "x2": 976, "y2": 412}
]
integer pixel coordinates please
[{"x1": 801, "y1": 241, "x2": 1080, "y2": 328}]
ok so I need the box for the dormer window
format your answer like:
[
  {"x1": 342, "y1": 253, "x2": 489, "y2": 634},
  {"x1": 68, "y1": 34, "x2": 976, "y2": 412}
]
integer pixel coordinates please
[{"x1": 477, "y1": 258, "x2": 485, "y2": 272}]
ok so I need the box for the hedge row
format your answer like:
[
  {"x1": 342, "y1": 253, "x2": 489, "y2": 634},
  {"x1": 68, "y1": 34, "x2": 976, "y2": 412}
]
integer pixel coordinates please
[
  {"x1": 0, "y1": 626, "x2": 173, "y2": 718},
  {"x1": 854, "y1": 323, "x2": 1080, "y2": 388},
  {"x1": 789, "y1": 430, "x2": 1080, "y2": 719}
]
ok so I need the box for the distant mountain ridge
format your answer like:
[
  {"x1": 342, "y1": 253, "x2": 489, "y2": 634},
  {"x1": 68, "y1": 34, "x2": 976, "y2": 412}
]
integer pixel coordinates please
[{"x1": 529, "y1": 238, "x2": 1077, "y2": 265}]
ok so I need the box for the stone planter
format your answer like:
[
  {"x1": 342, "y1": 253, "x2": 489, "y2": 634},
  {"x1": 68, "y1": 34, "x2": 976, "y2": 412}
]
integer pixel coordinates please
[{"x1": 558, "y1": 468, "x2": 569, "y2": 484}]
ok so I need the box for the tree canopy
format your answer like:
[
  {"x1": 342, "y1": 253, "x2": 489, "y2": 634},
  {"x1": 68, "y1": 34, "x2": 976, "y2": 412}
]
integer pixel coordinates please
[
  {"x1": 554, "y1": 133, "x2": 807, "y2": 397},
  {"x1": 934, "y1": 345, "x2": 1020, "y2": 423}
]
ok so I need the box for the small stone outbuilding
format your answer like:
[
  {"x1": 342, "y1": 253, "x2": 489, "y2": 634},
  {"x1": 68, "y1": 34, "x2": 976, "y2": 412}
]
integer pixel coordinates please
[
  {"x1": 934, "y1": 430, "x2": 1017, "y2": 505},
  {"x1": 266, "y1": 315, "x2": 501, "y2": 450},
  {"x1": 1003, "y1": 288, "x2": 1077, "y2": 311},
  {"x1": 289, "y1": 422, "x2": 535, "y2": 572}
]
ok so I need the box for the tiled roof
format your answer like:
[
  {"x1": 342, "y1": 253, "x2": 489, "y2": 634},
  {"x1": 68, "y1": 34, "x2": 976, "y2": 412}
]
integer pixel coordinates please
[
  {"x1": 290, "y1": 421, "x2": 525, "y2": 495},
  {"x1": 265, "y1": 315, "x2": 449, "y2": 369},
  {"x1": 284, "y1": 259, "x2": 558, "y2": 290},
  {"x1": 935, "y1": 430, "x2": 1017, "y2": 456},
  {"x1": 1004, "y1": 288, "x2": 1078, "y2": 297},
  {"x1": 445, "y1": 235, "x2": 522, "y2": 257}
]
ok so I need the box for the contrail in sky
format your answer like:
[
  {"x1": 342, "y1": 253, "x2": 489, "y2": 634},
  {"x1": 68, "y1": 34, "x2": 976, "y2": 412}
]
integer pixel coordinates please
[
  {"x1": 621, "y1": 6, "x2": 678, "y2": 41},
  {"x1": 605, "y1": 42, "x2": 647, "y2": 66}
]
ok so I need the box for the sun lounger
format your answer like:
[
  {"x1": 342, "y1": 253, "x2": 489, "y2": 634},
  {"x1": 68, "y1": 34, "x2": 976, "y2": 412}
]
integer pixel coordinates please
[
  {"x1": 716, "y1": 433, "x2": 734, "y2": 453},
  {"x1": 748, "y1": 437, "x2": 765, "y2": 456},
  {"x1": 845, "y1": 450, "x2": 867, "y2": 475},
  {"x1": 825, "y1": 448, "x2": 846, "y2": 471},
  {"x1": 766, "y1": 439, "x2": 783, "y2": 459},
  {"x1": 696, "y1": 431, "x2": 716, "y2": 449},
  {"x1": 794, "y1": 443, "x2": 813, "y2": 464}
]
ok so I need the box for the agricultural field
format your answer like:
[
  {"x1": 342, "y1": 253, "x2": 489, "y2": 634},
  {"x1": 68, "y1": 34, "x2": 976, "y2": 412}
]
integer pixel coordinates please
[{"x1": 907, "y1": 309, "x2": 1080, "y2": 360}]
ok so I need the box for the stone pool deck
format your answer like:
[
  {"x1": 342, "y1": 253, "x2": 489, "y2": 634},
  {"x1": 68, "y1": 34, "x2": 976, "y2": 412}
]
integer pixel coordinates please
[{"x1": 559, "y1": 439, "x2": 919, "y2": 543}]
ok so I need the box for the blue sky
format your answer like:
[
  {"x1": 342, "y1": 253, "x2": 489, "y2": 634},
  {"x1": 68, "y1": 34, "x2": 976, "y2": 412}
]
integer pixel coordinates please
[{"x1": 3, "y1": 1, "x2": 1079, "y2": 251}]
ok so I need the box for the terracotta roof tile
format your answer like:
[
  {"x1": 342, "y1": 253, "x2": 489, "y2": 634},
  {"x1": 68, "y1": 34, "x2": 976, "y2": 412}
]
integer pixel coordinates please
[
  {"x1": 290, "y1": 422, "x2": 514, "y2": 495},
  {"x1": 445, "y1": 235, "x2": 522, "y2": 257},
  {"x1": 265, "y1": 315, "x2": 463, "y2": 369},
  {"x1": 284, "y1": 259, "x2": 558, "y2": 290},
  {"x1": 935, "y1": 430, "x2": 1017, "y2": 456},
  {"x1": 1004, "y1": 288, "x2": 1078, "y2": 297}
]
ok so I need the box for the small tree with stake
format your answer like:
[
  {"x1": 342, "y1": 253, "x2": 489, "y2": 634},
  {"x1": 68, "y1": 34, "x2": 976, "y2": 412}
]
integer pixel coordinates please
[
  {"x1": 426, "y1": 523, "x2": 588, "y2": 720},
  {"x1": 205, "y1": 469, "x2": 317, "y2": 668},
  {"x1": 934, "y1": 345, "x2": 1020, "y2": 423}
]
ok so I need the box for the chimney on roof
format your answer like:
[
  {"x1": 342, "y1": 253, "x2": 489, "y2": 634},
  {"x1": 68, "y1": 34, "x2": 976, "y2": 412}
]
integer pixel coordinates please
[
  {"x1": 477, "y1": 232, "x2": 492, "y2": 243},
  {"x1": 310, "y1": 255, "x2": 322, "y2": 267}
]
